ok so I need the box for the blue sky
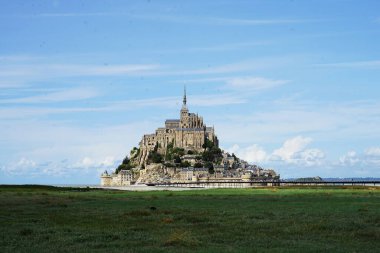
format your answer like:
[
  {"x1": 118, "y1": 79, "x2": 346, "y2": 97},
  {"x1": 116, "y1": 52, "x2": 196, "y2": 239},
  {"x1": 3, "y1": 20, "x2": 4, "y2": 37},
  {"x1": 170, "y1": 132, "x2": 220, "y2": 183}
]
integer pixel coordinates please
[{"x1": 1, "y1": 0, "x2": 380, "y2": 184}]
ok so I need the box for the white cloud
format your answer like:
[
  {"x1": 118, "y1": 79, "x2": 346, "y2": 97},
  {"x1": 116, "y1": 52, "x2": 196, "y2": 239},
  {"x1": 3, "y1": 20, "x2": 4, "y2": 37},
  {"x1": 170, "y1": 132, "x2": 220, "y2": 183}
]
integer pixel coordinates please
[
  {"x1": 0, "y1": 80, "x2": 27, "y2": 88},
  {"x1": 191, "y1": 94, "x2": 247, "y2": 106},
  {"x1": 0, "y1": 120, "x2": 155, "y2": 175},
  {"x1": 364, "y1": 147, "x2": 380, "y2": 166},
  {"x1": 101, "y1": 156, "x2": 117, "y2": 167},
  {"x1": 0, "y1": 92, "x2": 248, "y2": 120},
  {"x1": 226, "y1": 144, "x2": 268, "y2": 163},
  {"x1": 292, "y1": 148, "x2": 325, "y2": 167},
  {"x1": 316, "y1": 60, "x2": 380, "y2": 69},
  {"x1": 156, "y1": 56, "x2": 297, "y2": 77},
  {"x1": 63, "y1": 64, "x2": 159, "y2": 76},
  {"x1": 0, "y1": 56, "x2": 296, "y2": 88},
  {"x1": 120, "y1": 93, "x2": 244, "y2": 108},
  {"x1": 272, "y1": 136, "x2": 312, "y2": 161},
  {"x1": 0, "y1": 55, "x2": 42, "y2": 62},
  {"x1": 241, "y1": 145, "x2": 268, "y2": 163},
  {"x1": 4, "y1": 12, "x2": 118, "y2": 18},
  {"x1": 182, "y1": 41, "x2": 272, "y2": 52},
  {"x1": 271, "y1": 136, "x2": 325, "y2": 167},
  {"x1": 226, "y1": 144, "x2": 240, "y2": 155},
  {"x1": 184, "y1": 59, "x2": 287, "y2": 75},
  {"x1": 223, "y1": 142, "x2": 380, "y2": 178},
  {"x1": 226, "y1": 137, "x2": 325, "y2": 167},
  {"x1": 1, "y1": 155, "x2": 119, "y2": 178},
  {"x1": 365, "y1": 147, "x2": 380, "y2": 156},
  {"x1": 133, "y1": 14, "x2": 319, "y2": 26},
  {"x1": 1, "y1": 157, "x2": 39, "y2": 176},
  {"x1": 38, "y1": 12, "x2": 115, "y2": 17},
  {"x1": 78, "y1": 157, "x2": 94, "y2": 167},
  {"x1": 16, "y1": 157, "x2": 37, "y2": 167},
  {"x1": 339, "y1": 147, "x2": 380, "y2": 167},
  {"x1": 206, "y1": 17, "x2": 308, "y2": 26},
  {"x1": 175, "y1": 76, "x2": 288, "y2": 94},
  {"x1": 0, "y1": 87, "x2": 99, "y2": 104},
  {"x1": 226, "y1": 77, "x2": 289, "y2": 92},
  {"x1": 20, "y1": 12, "x2": 321, "y2": 27},
  {"x1": 214, "y1": 99, "x2": 380, "y2": 145},
  {"x1": 74, "y1": 156, "x2": 117, "y2": 168},
  {"x1": 0, "y1": 106, "x2": 105, "y2": 119},
  {"x1": 339, "y1": 151, "x2": 360, "y2": 166},
  {"x1": 0, "y1": 64, "x2": 160, "y2": 79},
  {"x1": 157, "y1": 41, "x2": 273, "y2": 54}
]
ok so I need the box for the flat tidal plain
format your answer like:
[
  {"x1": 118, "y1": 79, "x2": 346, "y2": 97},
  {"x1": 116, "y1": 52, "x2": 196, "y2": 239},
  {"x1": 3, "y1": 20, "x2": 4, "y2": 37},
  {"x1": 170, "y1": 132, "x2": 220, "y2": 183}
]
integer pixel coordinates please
[{"x1": 0, "y1": 185, "x2": 379, "y2": 252}]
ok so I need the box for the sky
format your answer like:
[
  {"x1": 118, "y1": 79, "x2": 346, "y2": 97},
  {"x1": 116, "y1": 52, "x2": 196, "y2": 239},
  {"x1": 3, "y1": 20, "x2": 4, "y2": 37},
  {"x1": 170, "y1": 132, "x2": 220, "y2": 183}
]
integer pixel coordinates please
[{"x1": 1, "y1": 0, "x2": 380, "y2": 184}]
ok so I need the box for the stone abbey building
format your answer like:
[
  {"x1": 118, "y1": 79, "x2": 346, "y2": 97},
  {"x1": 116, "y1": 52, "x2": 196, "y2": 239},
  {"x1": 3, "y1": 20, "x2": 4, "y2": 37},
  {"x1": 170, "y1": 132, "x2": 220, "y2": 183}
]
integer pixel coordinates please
[
  {"x1": 101, "y1": 88, "x2": 279, "y2": 186},
  {"x1": 136, "y1": 88, "x2": 219, "y2": 166}
]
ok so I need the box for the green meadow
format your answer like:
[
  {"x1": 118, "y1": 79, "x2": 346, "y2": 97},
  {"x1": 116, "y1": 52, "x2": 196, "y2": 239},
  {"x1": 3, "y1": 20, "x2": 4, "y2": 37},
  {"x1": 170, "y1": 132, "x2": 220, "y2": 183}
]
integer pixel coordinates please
[{"x1": 0, "y1": 185, "x2": 379, "y2": 252}]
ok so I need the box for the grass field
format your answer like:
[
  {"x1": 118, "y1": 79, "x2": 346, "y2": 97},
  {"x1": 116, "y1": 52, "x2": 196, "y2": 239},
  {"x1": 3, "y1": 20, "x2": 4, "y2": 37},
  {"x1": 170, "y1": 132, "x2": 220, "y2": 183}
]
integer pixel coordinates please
[{"x1": 0, "y1": 185, "x2": 379, "y2": 252}]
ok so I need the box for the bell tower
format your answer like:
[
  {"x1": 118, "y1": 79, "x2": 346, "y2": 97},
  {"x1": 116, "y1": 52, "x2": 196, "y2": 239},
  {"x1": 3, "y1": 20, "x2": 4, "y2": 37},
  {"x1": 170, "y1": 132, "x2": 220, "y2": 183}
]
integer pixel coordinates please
[{"x1": 180, "y1": 86, "x2": 189, "y2": 128}]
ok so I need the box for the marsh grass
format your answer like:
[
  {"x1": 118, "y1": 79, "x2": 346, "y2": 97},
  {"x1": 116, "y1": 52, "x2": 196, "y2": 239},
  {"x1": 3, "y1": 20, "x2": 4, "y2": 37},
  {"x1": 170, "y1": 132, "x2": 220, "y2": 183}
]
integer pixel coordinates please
[
  {"x1": 164, "y1": 229, "x2": 198, "y2": 247},
  {"x1": 0, "y1": 185, "x2": 379, "y2": 252}
]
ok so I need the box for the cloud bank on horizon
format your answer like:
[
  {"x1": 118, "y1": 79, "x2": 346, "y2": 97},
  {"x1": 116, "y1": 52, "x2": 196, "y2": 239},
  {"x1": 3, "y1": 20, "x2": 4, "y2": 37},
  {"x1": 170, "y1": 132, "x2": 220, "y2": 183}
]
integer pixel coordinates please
[{"x1": 1, "y1": 1, "x2": 380, "y2": 184}]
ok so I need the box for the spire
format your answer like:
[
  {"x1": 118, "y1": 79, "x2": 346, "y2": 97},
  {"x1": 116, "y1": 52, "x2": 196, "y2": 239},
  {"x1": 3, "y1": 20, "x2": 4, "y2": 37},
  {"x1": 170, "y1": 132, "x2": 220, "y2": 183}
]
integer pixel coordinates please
[
  {"x1": 183, "y1": 85, "x2": 187, "y2": 106},
  {"x1": 181, "y1": 85, "x2": 188, "y2": 114}
]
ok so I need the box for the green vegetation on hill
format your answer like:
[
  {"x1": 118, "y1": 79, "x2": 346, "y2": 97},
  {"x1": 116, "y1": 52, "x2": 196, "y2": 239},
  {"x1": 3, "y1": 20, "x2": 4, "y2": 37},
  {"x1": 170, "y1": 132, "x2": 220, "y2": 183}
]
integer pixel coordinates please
[
  {"x1": 201, "y1": 146, "x2": 222, "y2": 163},
  {"x1": 164, "y1": 142, "x2": 185, "y2": 165},
  {"x1": 148, "y1": 151, "x2": 163, "y2": 164},
  {"x1": 1, "y1": 185, "x2": 379, "y2": 252},
  {"x1": 115, "y1": 139, "x2": 223, "y2": 174},
  {"x1": 115, "y1": 156, "x2": 133, "y2": 174}
]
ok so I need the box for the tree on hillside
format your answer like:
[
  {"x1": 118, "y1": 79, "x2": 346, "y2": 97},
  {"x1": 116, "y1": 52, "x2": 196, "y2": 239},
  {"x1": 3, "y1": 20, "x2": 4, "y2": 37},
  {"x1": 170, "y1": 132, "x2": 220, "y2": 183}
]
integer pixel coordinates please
[
  {"x1": 130, "y1": 147, "x2": 140, "y2": 158},
  {"x1": 180, "y1": 161, "x2": 191, "y2": 168},
  {"x1": 202, "y1": 139, "x2": 214, "y2": 150},
  {"x1": 205, "y1": 162, "x2": 214, "y2": 174},
  {"x1": 122, "y1": 156, "x2": 130, "y2": 165},
  {"x1": 115, "y1": 155, "x2": 133, "y2": 174},
  {"x1": 115, "y1": 163, "x2": 132, "y2": 174},
  {"x1": 202, "y1": 150, "x2": 214, "y2": 162},
  {"x1": 174, "y1": 155, "x2": 181, "y2": 164},
  {"x1": 147, "y1": 151, "x2": 163, "y2": 164},
  {"x1": 194, "y1": 162, "x2": 203, "y2": 168}
]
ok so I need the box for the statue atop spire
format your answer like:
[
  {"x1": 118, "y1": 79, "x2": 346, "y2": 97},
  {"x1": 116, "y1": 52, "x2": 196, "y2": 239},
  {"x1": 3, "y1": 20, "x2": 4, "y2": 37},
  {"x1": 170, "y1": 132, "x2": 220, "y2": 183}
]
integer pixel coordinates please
[{"x1": 183, "y1": 85, "x2": 187, "y2": 106}]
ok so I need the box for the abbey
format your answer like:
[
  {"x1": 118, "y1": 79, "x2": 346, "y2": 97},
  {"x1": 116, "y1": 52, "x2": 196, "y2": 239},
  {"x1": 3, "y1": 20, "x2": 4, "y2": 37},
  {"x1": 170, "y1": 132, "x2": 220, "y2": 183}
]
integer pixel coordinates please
[
  {"x1": 101, "y1": 88, "x2": 279, "y2": 187},
  {"x1": 136, "y1": 88, "x2": 218, "y2": 166}
]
